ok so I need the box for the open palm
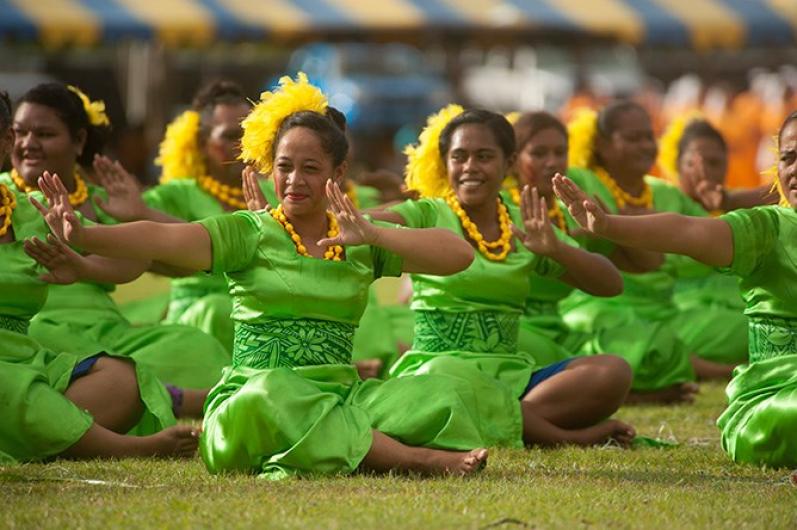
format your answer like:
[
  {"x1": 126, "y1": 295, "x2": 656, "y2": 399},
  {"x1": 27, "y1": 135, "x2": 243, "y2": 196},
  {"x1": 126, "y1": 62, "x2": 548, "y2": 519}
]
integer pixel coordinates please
[
  {"x1": 552, "y1": 174, "x2": 608, "y2": 236},
  {"x1": 318, "y1": 179, "x2": 379, "y2": 247},
  {"x1": 512, "y1": 185, "x2": 560, "y2": 256},
  {"x1": 29, "y1": 171, "x2": 85, "y2": 246}
]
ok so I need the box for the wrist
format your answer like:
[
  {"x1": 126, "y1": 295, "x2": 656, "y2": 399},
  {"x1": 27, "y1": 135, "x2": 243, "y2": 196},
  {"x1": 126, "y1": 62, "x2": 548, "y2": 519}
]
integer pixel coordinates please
[{"x1": 365, "y1": 225, "x2": 384, "y2": 247}]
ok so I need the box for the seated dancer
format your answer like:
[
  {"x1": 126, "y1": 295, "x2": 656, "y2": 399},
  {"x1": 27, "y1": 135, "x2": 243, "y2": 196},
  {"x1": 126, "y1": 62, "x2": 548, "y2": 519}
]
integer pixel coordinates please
[
  {"x1": 0, "y1": 89, "x2": 198, "y2": 462},
  {"x1": 35, "y1": 74, "x2": 528, "y2": 479},
  {"x1": 552, "y1": 110, "x2": 797, "y2": 467},
  {"x1": 370, "y1": 105, "x2": 635, "y2": 447},
  {"x1": 3, "y1": 83, "x2": 228, "y2": 388},
  {"x1": 96, "y1": 80, "x2": 277, "y2": 352},
  {"x1": 558, "y1": 102, "x2": 705, "y2": 401},
  {"x1": 658, "y1": 117, "x2": 753, "y2": 372}
]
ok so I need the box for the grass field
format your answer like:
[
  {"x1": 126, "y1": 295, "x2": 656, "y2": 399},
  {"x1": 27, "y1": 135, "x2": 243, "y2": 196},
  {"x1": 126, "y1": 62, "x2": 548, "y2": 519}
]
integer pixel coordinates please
[{"x1": 2, "y1": 381, "x2": 795, "y2": 529}]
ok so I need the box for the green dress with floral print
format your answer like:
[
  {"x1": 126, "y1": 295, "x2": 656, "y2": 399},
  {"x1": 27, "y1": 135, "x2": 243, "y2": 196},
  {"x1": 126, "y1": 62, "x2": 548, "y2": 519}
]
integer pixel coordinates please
[
  {"x1": 0, "y1": 183, "x2": 174, "y2": 463},
  {"x1": 197, "y1": 210, "x2": 523, "y2": 480}
]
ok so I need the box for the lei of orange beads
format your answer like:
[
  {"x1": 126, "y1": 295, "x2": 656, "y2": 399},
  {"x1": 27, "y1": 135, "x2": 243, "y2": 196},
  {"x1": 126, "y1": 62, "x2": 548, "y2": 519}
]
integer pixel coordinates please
[
  {"x1": 11, "y1": 168, "x2": 88, "y2": 207},
  {"x1": 270, "y1": 204, "x2": 343, "y2": 261},
  {"x1": 445, "y1": 190, "x2": 512, "y2": 261},
  {"x1": 197, "y1": 175, "x2": 247, "y2": 210},
  {"x1": 594, "y1": 166, "x2": 652, "y2": 209},
  {"x1": 0, "y1": 184, "x2": 17, "y2": 237}
]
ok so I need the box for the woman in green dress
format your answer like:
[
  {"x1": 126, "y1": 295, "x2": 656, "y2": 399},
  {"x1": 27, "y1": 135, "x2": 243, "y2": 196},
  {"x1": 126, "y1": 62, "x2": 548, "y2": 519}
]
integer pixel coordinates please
[
  {"x1": 552, "y1": 110, "x2": 797, "y2": 467},
  {"x1": 96, "y1": 81, "x2": 278, "y2": 352},
  {"x1": 0, "y1": 88, "x2": 197, "y2": 462},
  {"x1": 4, "y1": 83, "x2": 228, "y2": 389},
  {"x1": 657, "y1": 118, "x2": 750, "y2": 371},
  {"x1": 373, "y1": 107, "x2": 635, "y2": 447},
  {"x1": 559, "y1": 101, "x2": 708, "y2": 400},
  {"x1": 35, "y1": 75, "x2": 525, "y2": 479}
]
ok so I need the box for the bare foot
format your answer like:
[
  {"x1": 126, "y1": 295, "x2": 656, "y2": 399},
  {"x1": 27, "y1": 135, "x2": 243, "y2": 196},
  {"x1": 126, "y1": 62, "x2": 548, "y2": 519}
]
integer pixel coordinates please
[
  {"x1": 421, "y1": 448, "x2": 488, "y2": 476},
  {"x1": 571, "y1": 419, "x2": 636, "y2": 447},
  {"x1": 178, "y1": 388, "x2": 210, "y2": 419},
  {"x1": 626, "y1": 382, "x2": 699, "y2": 405},
  {"x1": 140, "y1": 425, "x2": 199, "y2": 458},
  {"x1": 355, "y1": 359, "x2": 383, "y2": 380}
]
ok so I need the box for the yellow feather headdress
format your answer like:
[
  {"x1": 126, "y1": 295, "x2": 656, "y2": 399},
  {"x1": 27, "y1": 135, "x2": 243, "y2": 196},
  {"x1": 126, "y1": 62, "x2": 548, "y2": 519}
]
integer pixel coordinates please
[
  {"x1": 567, "y1": 107, "x2": 598, "y2": 169},
  {"x1": 657, "y1": 111, "x2": 704, "y2": 182},
  {"x1": 240, "y1": 72, "x2": 327, "y2": 175},
  {"x1": 764, "y1": 136, "x2": 789, "y2": 207},
  {"x1": 156, "y1": 110, "x2": 204, "y2": 183},
  {"x1": 404, "y1": 104, "x2": 464, "y2": 198},
  {"x1": 67, "y1": 85, "x2": 110, "y2": 127}
]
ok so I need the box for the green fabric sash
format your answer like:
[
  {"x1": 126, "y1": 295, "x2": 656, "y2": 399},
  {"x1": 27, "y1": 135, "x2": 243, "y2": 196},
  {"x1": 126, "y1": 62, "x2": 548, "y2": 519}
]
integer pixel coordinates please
[
  {"x1": 0, "y1": 315, "x2": 29, "y2": 335},
  {"x1": 748, "y1": 316, "x2": 797, "y2": 363},
  {"x1": 233, "y1": 318, "x2": 355, "y2": 369},
  {"x1": 412, "y1": 310, "x2": 519, "y2": 354}
]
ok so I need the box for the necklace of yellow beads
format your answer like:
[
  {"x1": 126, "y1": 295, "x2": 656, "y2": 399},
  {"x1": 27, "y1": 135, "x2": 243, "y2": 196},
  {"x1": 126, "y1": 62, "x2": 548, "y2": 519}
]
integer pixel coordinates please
[
  {"x1": 270, "y1": 204, "x2": 343, "y2": 261},
  {"x1": 508, "y1": 186, "x2": 567, "y2": 232},
  {"x1": 0, "y1": 184, "x2": 17, "y2": 237},
  {"x1": 11, "y1": 167, "x2": 89, "y2": 207},
  {"x1": 594, "y1": 166, "x2": 652, "y2": 209},
  {"x1": 197, "y1": 175, "x2": 246, "y2": 210},
  {"x1": 445, "y1": 190, "x2": 512, "y2": 261}
]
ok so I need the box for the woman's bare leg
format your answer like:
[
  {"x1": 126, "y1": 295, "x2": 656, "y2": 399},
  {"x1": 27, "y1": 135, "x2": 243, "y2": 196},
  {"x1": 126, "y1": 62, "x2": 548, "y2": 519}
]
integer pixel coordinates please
[
  {"x1": 690, "y1": 355, "x2": 736, "y2": 381},
  {"x1": 626, "y1": 383, "x2": 700, "y2": 404},
  {"x1": 359, "y1": 430, "x2": 487, "y2": 476},
  {"x1": 61, "y1": 423, "x2": 198, "y2": 459}
]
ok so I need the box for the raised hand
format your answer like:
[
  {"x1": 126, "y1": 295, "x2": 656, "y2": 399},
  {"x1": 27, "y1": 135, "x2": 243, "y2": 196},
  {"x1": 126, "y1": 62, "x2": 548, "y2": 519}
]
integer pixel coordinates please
[
  {"x1": 23, "y1": 234, "x2": 84, "y2": 284},
  {"x1": 92, "y1": 155, "x2": 147, "y2": 221},
  {"x1": 242, "y1": 165, "x2": 270, "y2": 211},
  {"x1": 694, "y1": 179, "x2": 725, "y2": 212},
  {"x1": 553, "y1": 174, "x2": 609, "y2": 236},
  {"x1": 318, "y1": 179, "x2": 380, "y2": 247},
  {"x1": 29, "y1": 171, "x2": 85, "y2": 246},
  {"x1": 511, "y1": 185, "x2": 560, "y2": 256}
]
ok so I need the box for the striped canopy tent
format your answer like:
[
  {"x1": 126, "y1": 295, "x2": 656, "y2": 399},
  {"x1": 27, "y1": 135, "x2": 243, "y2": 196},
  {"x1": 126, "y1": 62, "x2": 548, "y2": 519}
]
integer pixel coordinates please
[{"x1": 1, "y1": 0, "x2": 796, "y2": 50}]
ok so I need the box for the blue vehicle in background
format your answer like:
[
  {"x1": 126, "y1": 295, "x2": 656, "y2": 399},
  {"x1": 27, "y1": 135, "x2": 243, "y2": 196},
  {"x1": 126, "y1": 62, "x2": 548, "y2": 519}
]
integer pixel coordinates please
[{"x1": 272, "y1": 43, "x2": 452, "y2": 134}]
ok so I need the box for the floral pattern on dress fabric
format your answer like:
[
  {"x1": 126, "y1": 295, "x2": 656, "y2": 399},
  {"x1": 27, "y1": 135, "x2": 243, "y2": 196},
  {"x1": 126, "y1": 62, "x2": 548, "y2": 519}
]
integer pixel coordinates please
[
  {"x1": 412, "y1": 310, "x2": 519, "y2": 354},
  {"x1": 748, "y1": 317, "x2": 797, "y2": 363},
  {"x1": 232, "y1": 318, "x2": 355, "y2": 369},
  {"x1": 0, "y1": 315, "x2": 29, "y2": 335}
]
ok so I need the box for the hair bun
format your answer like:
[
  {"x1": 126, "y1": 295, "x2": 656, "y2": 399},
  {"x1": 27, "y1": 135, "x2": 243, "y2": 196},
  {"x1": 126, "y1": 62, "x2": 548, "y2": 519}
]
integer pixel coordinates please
[{"x1": 326, "y1": 107, "x2": 347, "y2": 132}]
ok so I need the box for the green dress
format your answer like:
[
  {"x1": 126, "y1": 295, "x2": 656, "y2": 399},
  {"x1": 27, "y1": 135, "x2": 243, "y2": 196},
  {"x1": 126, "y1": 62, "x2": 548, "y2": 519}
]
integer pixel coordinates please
[
  {"x1": 197, "y1": 210, "x2": 523, "y2": 480},
  {"x1": 0, "y1": 185, "x2": 174, "y2": 463},
  {"x1": 559, "y1": 168, "x2": 710, "y2": 390},
  {"x1": 0, "y1": 177, "x2": 232, "y2": 389},
  {"x1": 715, "y1": 206, "x2": 797, "y2": 468},
  {"x1": 387, "y1": 198, "x2": 566, "y2": 398},
  {"x1": 142, "y1": 178, "x2": 279, "y2": 352}
]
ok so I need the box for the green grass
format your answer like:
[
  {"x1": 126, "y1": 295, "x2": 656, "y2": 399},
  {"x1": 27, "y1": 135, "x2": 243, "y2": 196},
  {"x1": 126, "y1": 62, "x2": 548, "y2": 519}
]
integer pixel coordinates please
[{"x1": 2, "y1": 382, "x2": 795, "y2": 529}]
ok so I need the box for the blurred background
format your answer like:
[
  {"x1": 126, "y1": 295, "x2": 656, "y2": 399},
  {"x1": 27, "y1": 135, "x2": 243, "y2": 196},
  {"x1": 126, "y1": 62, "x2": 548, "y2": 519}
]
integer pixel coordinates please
[{"x1": 2, "y1": 0, "x2": 796, "y2": 189}]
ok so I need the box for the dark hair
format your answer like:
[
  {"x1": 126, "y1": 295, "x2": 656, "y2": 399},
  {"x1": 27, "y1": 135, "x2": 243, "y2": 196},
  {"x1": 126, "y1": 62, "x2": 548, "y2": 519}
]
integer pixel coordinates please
[
  {"x1": 439, "y1": 109, "x2": 515, "y2": 160},
  {"x1": 192, "y1": 80, "x2": 249, "y2": 140},
  {"x1": 273, "y1": 108, "x2": 349, "y2": 167},
  {"x1": 596, "y1": 100, "x2": 647, "y2": 138},
  {"x1": 779, "y1": 111, "x2": 797, "y2": 144},
  {"x1": 677, "y1": 120, "x2": 726, "y2": 164},
  {"x1": 0, "y1": 90, "x2": 11, "y2": 130},
  {"x1": 18, "y1": 83, "x2": 110, "y2": 167},
  {"x1": 514, "y1": 111, "x2": 567, "y2": 152}
]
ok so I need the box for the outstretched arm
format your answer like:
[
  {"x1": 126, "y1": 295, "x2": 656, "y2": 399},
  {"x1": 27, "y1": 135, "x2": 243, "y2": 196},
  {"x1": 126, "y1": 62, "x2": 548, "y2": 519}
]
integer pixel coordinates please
[
  {"x1": 513, "y1": 186, "x2": 622, "y2": 296},
  {"x1": 554, "y1": 175, "x2": 734, "y2": 267},
  {"x1": 319, "y1": 180, "x2": 473, "y2": 275},
  {"x1": 33, "y1": 172, "x2": 212, "y2": 272}
]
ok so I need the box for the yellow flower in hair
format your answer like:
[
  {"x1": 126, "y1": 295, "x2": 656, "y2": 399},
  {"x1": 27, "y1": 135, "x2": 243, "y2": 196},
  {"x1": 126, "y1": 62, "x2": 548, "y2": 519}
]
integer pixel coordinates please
[
  {"x1": 156, "y1": 110, "x2": 205, "y2": 184},
  {"x1": 763, "y1": 136, "x2": 789, "y2": 207},
  {"x1": 504, "y1": 111, "x2": 520, "y2": 126},
  {"x1": 240, "y1": 72, "x2": 327, "y2": 175},
  {"x1": 567, "y1": 107, "x2": 598, "y2": 169},
  {"x1": 404, "y1": 104, "x2": 464, "y2": 198},
  {"x1": 657, "y1": 111, "x2": 703, "y2": 183},
  {"x1": 67, "y1": 85, "x2": 110, "y2": 127}
]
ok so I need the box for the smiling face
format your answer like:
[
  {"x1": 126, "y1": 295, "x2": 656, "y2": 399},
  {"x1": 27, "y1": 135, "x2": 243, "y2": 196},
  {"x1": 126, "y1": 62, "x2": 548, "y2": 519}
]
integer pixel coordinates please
[
  {"x1": 677, "y1": 136, "x2": 727, "y2": 199},
  {"x1": 202, "y1": 102, "x2": 249, "y2": 183},
  {"x1": 778, "y1": 119, "x2": 797, "y2": 208},
  {"x1": 597, "y1": 108, "x2": 657, "y2": 181},
  {"x1": 273, "y1": 126, "x2": 345, "y2": 217},
  {"x1": 516, "y1": 127, "x2": 567, "y2": 199},
  {"x1": 445, "y1": 123, "x2": 510, "y2": 208},
  {"x1": 11, "y1": 102, "x2": 85, "y2": 186}
]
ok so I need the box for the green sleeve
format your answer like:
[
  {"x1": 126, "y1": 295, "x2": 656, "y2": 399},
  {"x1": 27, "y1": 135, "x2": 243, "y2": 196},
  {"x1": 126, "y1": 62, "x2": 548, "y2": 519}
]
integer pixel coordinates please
[
  {"x1": 143, "y1": 183, "x2": 189, "y2": 220},
  {"x1": 368, "y1": 220, "x2": 404, "y2": 279},
  {"x1": 197, "y1": 211, "x2": 262, "y2": 273},
  {"x1": 388, "y1": 198, "x2": 439, "y2": 228},
  {"x1": 719, "y1": 207, "x2": 779, "y2": 277}
]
